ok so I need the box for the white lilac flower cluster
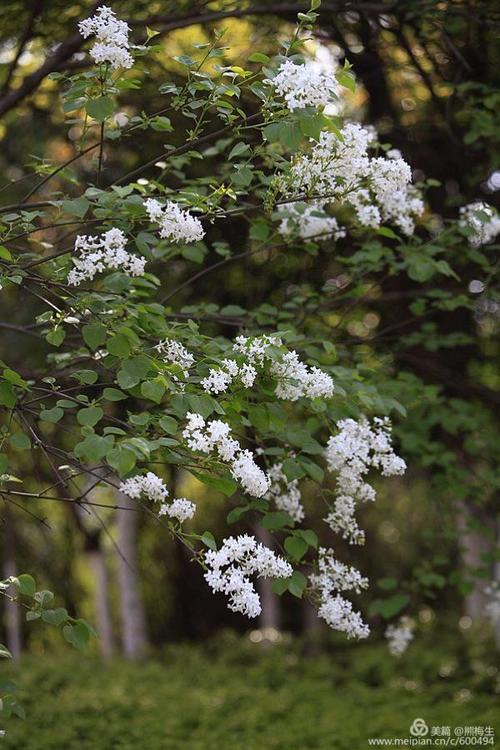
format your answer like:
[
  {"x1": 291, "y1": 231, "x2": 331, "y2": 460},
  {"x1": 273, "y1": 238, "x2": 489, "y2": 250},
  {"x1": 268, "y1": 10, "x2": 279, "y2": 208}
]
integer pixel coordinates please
[
  {"x1": 265, "y1": 462, "x2": 304, "y2": 522},
  {"x1": 201, "y1": 335, "x2": 334, "y2": 402},
  {"x1": 67, "y1": 228, "x2": 146, "y2": 286},
  {"x1": 204, "y1": 534, "x2": 293, "y2": 618},
  {"x1": 459, "y1": 201, "x2": 500, "y2": 247},
  {"x1": 158, "y1": 497, "x2": 196, "y2": 523},
  {"x1": 119, "y1": 472, "x2": 196, "y2": 523},
  {"x1": 182, "y1": 413, "x2": 270, "y2": 497},
  {"x1": 154, "y1": 339, "x2": 194, "y2": 380},
  {"x1": 385, "y1": 618, "x2": 414, "y2": 656},
  {"x1": 200, "y1": 358, "x2": 257, "y2": 394},
  {"x1": 78, "y1": 6, "x2": 133, "y2": 70},
  {"x1": 309, "y1": 547, "x2": 369, "y2": 638},
  {"x1": 324, "y1": 417, "x2": 406, "y2": 545},
  {"x1": 279, "y1": 123, "x2": 424, "y2": 235},
  {"x1": 266, "y1": 59, "x2": 339, "y2": 112},
  {"x1": 277, "y1": 202, "x2": 346, "y2": 242},
  {"x1": 144, "y1": 199, "x2": 205, "y2": 244}
]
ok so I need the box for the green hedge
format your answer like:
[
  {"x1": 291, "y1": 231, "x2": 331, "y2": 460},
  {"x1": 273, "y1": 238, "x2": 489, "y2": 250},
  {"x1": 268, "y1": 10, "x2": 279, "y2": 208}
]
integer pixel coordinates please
[{"x1": 2, "y1": 631, "x2": 499, "y2": 749}]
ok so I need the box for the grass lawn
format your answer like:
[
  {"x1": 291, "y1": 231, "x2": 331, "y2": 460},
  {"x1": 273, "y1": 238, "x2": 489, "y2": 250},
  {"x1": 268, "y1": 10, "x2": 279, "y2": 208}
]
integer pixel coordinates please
[{"x1": 1, "y1": 630, "x2": 499, "y2": 749}]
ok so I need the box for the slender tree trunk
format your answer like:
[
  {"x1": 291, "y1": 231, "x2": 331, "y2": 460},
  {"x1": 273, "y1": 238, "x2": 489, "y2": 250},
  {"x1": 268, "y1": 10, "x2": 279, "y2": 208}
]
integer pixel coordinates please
[
  {"x1": 74, "y1": 485, "x2": 115, "y2": 659},
  {"x1": 493, "y1": 516, "x2": 500, "y2": 649},
  {"x1": 88, "y1": 546, "x2": 114, "y2": 659},
  {"x1": 255, "y1": 526, "x2": 281, "y2": 633},
  {"x1": 2, "y1": 507, "x2": 22, "y2": 659},
  {"x1": 117, "y1": 491, "x2": 148, "y2": 659},
  {"x1": 456, "y1": 501, "x2": 491, "y2": 620}
]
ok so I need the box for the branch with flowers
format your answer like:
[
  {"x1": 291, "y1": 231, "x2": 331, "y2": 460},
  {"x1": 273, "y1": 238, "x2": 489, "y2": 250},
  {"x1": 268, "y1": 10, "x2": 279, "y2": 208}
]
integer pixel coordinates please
[{"x1": 0, "y1": 1, "x2": 499, "y2": 680}]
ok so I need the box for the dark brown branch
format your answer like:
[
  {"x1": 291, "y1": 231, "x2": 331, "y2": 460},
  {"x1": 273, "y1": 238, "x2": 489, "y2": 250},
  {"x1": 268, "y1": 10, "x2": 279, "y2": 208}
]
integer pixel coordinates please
[{"x1": 0, "y1": 0, "x2": 43, "y2": 97}]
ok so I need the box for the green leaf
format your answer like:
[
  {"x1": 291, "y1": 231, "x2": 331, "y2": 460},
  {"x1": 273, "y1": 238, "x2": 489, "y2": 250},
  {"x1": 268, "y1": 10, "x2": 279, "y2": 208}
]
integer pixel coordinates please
[
  {"x1": 103, "y1": 387, "x2": 128, "y2": 402},
  {"x1": 41, "y1": 608, "x2": 68, "y2": 626},
  {"x1": 15, "y1": 574, "x2": 36, "y2": 597},
  {"x1": 86, "y1": 96, "x2": 114, "y2": 122},
  {"x1": 82, "y1": 324, "x2": 107, "y2": 351},
  {"x1": 376, "y1": 594, "x2": 410, "y2": 619},
  {"x1": 262, "y1": 511, "x2": 294, "y2": 531},
  {"x1": 74, "y1": 434, "x2": 114, "y2": 463},
  {"x1": 282, "y1": 458, "x2": 305, "y2": 481},
  {"x1": 201, "y1": 531, "x2": 217, "y2": 551},
  {"x1": 227, "y1": 506, "x2": 249, "y2": 524},
  {"x1": 9, "y1": 432, "x2": 30, "y2": 451},
  {"x1": 46, "y1": 327, "x2": 65, "y2": 347},
  {"x1": 159, "y1": 416, "x2": 178, "y2": 435},
  {"x1": 287, "y1": 570, "x2": 307, "y2": 598},
  {"x1": 77, "y1": 406, "x2": 103, "y2": 427},
  {"x1": 117, "y1": 356, "x2": 150, "y2": 390},
  {"x1": 195, "y1": 473, "x2": 237, "y2": 497},
  {"x1": 39, "y1": 407, "x2": 64, "y2": 424},
  {"x1": 63, "y1": 619, "x2": 92, "y2": 650},
  {"x1": 300, "y1": 529, "x2": 319, "y2": 549},
  {"x1": 272, "y1": 578, "x2": 289, "y2": 596},
  {"x1": 106, "y1": 446, "x2": 136, "y2": 477},
  {"x1": 34, "y1": 589, "x2": 54, "y2": 606},
  {"x1": 301, "y1": 460, "x2": 324, "y2": 483},
  {"x1": 72, "y1": 369, "x2": 98, "y2": 385},
  {"x1": 61, "y1": 197, "x2": 89, "y2": 219},
  {"x1": 141, "y1": 379, "x2": 166, "y2": 404},
  {"x1": 284, "y1": 535, "x2": 308, "y2": 561},
  {"x1": 248, "y1": 52, "x2": 269, "y2": 63},
  {"x1": 107, "y1": 333, "x2": 131, "y2": 358},
  {"x1": 0, "y1": 382, "x2": 16, "y2": 408},
  {"x1": 228, "y1": 142, "x2": 250, "y2": 160}
]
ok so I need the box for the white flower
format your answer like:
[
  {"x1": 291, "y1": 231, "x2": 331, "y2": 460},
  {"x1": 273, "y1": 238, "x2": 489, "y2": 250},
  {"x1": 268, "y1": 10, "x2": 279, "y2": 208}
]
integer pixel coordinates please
[
  {"x1": 385, "y1": 619, "x2": 414, "y2": 656},
  {"x1": 155, "y1": 339, "x2": 194, "y2": 379},
  {"x1": 277, "y1": 202, "x2": 346, "y2": 241},
  {"x1": 144, "y1": 198, "x2": 204, "y2": 244},
  {"x1": 317, "y1": 595, "x2": 369, "y2": 639},
  {"x1": 267, "y1": 59, "x2": 339, "y2": 112},
  {"x1": 121, "y1": 473, "x2": 195, "y2": 523},
  {"x1": 120, "y1": 472, "x2": 169, "y2": 503},
  {"x1": 204, "y1": 534, "x2": 293, "y2": 618},
  {"x1": 459, "y1": 202, "x2": 500, "y2": 247},
  {"x1": 231, "y1": 450, "x2": 270, "y2": 497},
  {"x1": 324, "y1": 417, "x2": 406, "y2": 545},
  {"x1": 271, "y1": 351, "x2": 334, "y2": 401},
  {"x1": 79, "y1": 6, "x2": 133, "y2": 70},
  {"x1": 265, "y1": 462, "x2": 304, "y2": 523},
  {"x1": 278, "y1": 123, "x2": 423, "y2": 235},
  {"x1": 205, "y1": 335, "x2": 335, "y2": 402},
  {"x1": 159, "y1": 497, "x2": 196, "y2": 523},
  {"x1": 67, "y1": 228, "x2": 146, "y2": 285},
  {"x1": 201, "y1": 358, "x2": 257, "y2": 394},
  {"x1": 310, "y1": 548, "x2": 369, "y2": 639},
  {"x1": 182, "y1": 414, "x2": 270, "y2": 497}
]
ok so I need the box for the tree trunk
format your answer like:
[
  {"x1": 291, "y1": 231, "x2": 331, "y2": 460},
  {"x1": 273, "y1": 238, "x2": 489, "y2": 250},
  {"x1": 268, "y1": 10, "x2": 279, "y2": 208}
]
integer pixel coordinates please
[
  {"x1": 88, "y1": 546, "x2": 114, "y2": 659},
  {"x1": 456, "y1": 501, "x2": 491, "y2": 621},
  {"x1": 2, "y1": 507, "x2": 22, "y2": 659},
  {"x1": 493, "y1": 517, "x2": 500, "y2": 649},
  {"x1": 117, "y1": 491, "x2": 149, "y2": 659},
  {"x1": 255, "y1": 526, "x2": 281, "y2": 634}
]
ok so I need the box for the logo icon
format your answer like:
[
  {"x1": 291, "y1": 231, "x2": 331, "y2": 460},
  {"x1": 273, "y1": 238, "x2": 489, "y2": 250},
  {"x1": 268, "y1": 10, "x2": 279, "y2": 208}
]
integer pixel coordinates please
[{"x1": 410, "y1": 718, "x2": 429, "y2": 737}]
